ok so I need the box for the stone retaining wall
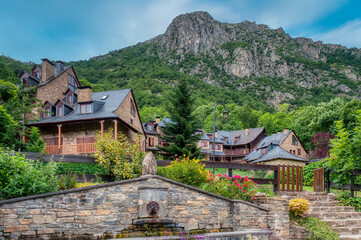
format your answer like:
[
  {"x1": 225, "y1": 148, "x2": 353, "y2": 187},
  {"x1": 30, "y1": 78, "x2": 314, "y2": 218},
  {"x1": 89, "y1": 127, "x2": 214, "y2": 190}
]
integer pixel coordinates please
[{"x1": 0, "y1": 175, "x2": 289, "y2": 239}]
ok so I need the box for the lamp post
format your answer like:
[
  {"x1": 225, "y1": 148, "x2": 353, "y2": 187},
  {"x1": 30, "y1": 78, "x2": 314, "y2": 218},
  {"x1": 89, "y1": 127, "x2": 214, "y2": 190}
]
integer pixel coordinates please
[{"x1": 212, "y1": 103, "x2": 229, "y2": 176}]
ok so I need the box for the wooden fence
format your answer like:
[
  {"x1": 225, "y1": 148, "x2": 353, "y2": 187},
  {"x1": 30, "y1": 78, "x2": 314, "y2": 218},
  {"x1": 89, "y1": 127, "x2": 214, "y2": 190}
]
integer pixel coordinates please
[
  {"x1": 325, "y1": 169, "x2": 361, "y2": 198},
  {"x1": 19, "y1": 152, "x2": 305, "y2": 193},
  {"x1": 277, "y1": 164, "x2": 303, "y2": 192}
]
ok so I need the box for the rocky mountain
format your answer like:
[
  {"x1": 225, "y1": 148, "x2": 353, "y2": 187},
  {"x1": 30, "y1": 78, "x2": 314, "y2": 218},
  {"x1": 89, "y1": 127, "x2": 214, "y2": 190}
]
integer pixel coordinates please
[{"x1": 3, "y1": 11, "x2": 361, "y2": 111}]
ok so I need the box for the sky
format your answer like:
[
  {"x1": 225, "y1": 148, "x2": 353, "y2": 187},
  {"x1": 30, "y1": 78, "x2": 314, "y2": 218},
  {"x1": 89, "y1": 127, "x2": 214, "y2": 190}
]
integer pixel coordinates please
[{"x1": 1, "y1": 0, "x2": 361, "y2": 63}]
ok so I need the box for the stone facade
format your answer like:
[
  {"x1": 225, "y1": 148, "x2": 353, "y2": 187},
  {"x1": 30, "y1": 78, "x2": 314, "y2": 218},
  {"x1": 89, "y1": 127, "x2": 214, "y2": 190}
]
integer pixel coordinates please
[
  {"x1": 77, "y1": 86, "x2": 92, "y2": 102},
  {"x1": 261, "y1": 159, "x2": 306, "y2": 167},
  {"x1": 280, "y1": 131, "x2": 309, "y2": 160},
  {"x1": 0, "y1": 175, "x2": 290, "y2": 240},
  {"x1": 36, "y1": 67, "x2": 77, "y2": 105}
]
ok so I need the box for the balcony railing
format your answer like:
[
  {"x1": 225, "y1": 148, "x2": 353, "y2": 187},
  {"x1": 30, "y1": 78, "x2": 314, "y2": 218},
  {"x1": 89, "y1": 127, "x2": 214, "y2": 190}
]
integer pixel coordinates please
[
  {"x1": 45, "y1": 143, "x2": 96, "y2": 155},
  {"x1": 223, "y1": 148, "x2": 250, "y2": 157}
]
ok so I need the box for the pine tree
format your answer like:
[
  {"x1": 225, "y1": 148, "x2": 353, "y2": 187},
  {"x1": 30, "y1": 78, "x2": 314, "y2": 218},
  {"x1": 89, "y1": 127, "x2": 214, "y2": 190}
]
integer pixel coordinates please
[{"x1": 158, "y1": 79, "x2": 201, "y2": 159}]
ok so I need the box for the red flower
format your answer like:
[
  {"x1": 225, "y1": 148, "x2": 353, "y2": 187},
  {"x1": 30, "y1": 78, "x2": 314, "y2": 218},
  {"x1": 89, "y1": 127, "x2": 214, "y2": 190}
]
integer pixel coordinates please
[
  {"x1": 218, "y1": 174, "x2": 222, "y2": 177},
  {"x1": 244, "y1": 184, "x2": 247, "y2": 187},
  {"x1": 253, "y1": 197, "x2": 256, "y2": 200}
]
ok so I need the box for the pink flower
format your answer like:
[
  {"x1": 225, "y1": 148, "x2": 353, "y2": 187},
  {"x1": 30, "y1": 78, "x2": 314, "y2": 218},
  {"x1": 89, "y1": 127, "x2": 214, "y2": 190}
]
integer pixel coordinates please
[
  {"x1": 245, "y1": 176, "x2": 248, "y2": 178},
  {"x1": 225, "y1": 175, "x2": 228, "y2": 177},
  {"x1": 251, "y1": 191, "x2": 254, "y2": 193},
  {"x1": 244, "y1": 178, "x2": 248, "y2": 182},
  {"x1": 233, "y1": 181, "x2": 237, "y2": 184},
  {"x1": 244, "y1": 184, "x2": 247, "y2": 187},
  {"x1": 228, "y1": 184, "x2": 231, "y2": 186},
  {"x1": 218, "y1": 174, "x2": 222, "y2": 177},
  {"x1": 253, "y1": 197, "x2": 256, "y2": 200},
  {"x1": 236, "y1": 183, "x2": 240, "y2": 187}
]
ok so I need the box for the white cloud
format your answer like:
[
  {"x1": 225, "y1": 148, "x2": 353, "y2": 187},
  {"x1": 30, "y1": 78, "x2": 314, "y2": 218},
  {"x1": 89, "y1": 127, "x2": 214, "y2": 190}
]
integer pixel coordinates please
[{"x1": 311, "y1": 19, "x2": 361, "y2": 48}]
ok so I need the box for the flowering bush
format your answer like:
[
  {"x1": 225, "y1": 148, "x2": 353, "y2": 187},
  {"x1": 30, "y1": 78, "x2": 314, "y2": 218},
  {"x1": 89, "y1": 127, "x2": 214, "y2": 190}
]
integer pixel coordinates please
[
  {"x1": 158, "y1": 156, "x2": 209, "y2": 187},
  {"x1": 201, "y1": 174, "x2": 256, "y2": 201},
  {"x1": 289, "y1": 198, "x2": 310, "y2": 217}
]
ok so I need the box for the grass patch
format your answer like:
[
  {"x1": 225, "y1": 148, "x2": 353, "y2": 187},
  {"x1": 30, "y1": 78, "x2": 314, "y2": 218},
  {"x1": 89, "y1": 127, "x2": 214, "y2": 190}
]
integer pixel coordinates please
[{"x1": 290, "y1": 215, "x2": 339, "y2": 240}]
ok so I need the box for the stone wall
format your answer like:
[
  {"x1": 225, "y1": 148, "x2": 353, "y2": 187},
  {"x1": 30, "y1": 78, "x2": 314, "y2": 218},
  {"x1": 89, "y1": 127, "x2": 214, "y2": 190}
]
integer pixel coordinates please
[
  {"x1": 0, "y1": 175, "x2": 289, "y2": 240},
  {"x1": 280, "y1": 131, "x2": 309, "y2": 160}
]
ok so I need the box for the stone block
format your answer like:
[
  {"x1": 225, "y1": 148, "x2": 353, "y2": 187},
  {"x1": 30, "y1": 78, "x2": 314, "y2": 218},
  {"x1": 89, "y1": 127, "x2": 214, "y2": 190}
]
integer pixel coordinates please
[
  {"x1": 76, "y1": 210, "x2": 92, "y2": 216},
  {"x1": 18, "y1": 219, "x2": 32, "y2": 225},
  {"x1": 4, "y1": 226, "x2": 28, "y2": 233},
  {"x1": 32, "y1": 215, "x2": 56, "y2": 224},
  {"x1": 29, "y1": 209, "x2": 43, "y2": 215},
  {"x1": 57, "y1": 212, "x2": 75, "y2": 217},
  {"x1": 95, "y1": 210, "x2": 111, "y2": 216},
  {"x1": 0, "y1": 209, "x2": 16, "y2": 214}
]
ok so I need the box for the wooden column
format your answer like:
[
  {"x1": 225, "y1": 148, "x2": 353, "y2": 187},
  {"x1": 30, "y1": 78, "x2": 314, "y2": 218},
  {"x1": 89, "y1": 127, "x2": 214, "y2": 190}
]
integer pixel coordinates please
[
  {"x1": 113, "y1": 120, "x2": 118, "y2": 140},
  {"x1": 57, "y1": 124, "x2": 62, "y2": 154},
  {"x1": 100, "y1": 120, "x2": 104, "y2": 139}
]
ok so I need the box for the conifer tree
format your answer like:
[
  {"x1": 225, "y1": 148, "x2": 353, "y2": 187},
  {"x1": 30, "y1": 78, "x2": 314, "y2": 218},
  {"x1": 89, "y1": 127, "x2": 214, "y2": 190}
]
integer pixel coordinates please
[{"x1": 158, "y1": 79, "x2": 200, "y2": 159}]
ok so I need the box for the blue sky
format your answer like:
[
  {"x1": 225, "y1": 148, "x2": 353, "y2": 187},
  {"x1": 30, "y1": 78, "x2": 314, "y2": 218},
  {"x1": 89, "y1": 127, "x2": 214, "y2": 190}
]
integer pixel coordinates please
[{"x1": 1, "y1": 0, "x2": 361, "y2": 63}]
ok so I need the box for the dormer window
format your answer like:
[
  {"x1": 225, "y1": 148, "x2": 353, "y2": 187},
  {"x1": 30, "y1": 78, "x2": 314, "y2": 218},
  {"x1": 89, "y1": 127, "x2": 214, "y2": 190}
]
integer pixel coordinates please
[
  {"x1": 148, "y1": 124, "x2": 152, "y2": 131},
  {"x1": 68, "y1": 74, "x2": 78, "y2": 92},
  {"x1": 80, "y1": 103, "x2": 92, "y2": 114},
  {"x1": 67, "y1": 95, "x2": 72, "y2": 104},
  {"x1": 235, "y1": 137, "x2": 239, "y2": 143},
  {"x1": 130, "y1": 100, "x2": 135, "y2": 116},
  {"x1": 44, "y1": 106, "x2": 51, "y2": 118},
  {"x1": 224, "y1": 137, "x2": 228, "y2": 143},
  {"x1": 57, "y1": 105, "x2": 63, "y2": 116}
]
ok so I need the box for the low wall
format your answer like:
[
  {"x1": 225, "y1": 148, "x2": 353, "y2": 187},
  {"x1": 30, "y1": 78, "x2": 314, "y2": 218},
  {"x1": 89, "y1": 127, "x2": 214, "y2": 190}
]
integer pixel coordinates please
[{"x1": 0, "y1": 175, "x2": 289, "y2": 240}]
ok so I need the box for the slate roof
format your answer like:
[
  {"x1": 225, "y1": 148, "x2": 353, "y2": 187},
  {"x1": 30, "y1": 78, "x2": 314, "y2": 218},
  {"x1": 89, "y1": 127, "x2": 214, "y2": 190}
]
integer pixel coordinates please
[
  {"x1": 30, "y1": 89, "x2": 131, "y2": 125},
  {"x1": 255, "y1": 131, "x2": 290, "y2": 148},
  {"x1": 200, "y1": 127, "x2": 265, "y2": 146},
  {"x1": 158, "y1": 117, "x2": 173, "y2": 127},
  {"x1": 248, "y1": 146, "x2": 308, "y2": 164}
]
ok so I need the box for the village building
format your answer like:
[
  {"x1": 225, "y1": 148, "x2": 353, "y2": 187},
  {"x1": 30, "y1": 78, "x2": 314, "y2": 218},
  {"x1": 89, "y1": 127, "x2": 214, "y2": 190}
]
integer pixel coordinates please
[
  {"x1": 142, "y1": 117, "x2": 172, "y2": 152},
  {"x1": 244, "y1": 129, "x2": 309, "y2": 166},
  {"x1": 198, "y1": 127, "x2": 267, "y2": 162},
  {"x1": 23, "y1": 58, "x2": 145, "y2": 155}
]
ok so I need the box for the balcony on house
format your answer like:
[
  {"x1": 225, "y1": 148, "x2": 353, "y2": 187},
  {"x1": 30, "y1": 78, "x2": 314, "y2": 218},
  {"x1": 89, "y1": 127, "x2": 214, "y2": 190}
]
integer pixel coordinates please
[
  {"x1": 223, "y1": 148, "x2": 250, "y2": 157},
  {"x1": 45, "y1": 143, "x2": 96, "y2": 155}
]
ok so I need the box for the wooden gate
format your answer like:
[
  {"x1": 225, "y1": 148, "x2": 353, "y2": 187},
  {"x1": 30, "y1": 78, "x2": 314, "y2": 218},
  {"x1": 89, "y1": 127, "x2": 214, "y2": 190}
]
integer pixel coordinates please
[
  {"x1": 277, "y1": 164, "x2": 303, "y2": 192},
  {"x1": 313, "y1": 168, "x2": 325, "y2": 192}
]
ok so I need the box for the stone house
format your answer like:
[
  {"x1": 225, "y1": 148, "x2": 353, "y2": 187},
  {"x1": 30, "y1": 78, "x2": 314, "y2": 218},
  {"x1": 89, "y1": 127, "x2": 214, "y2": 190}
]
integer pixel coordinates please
[
  {"x1": 24, "y1": 59, "x2": 145, "y2": 154},
  {"x1": 142, "y1": 117, "x2": 172, "y2": 152},
  {"x1": 197, "y1": 127, "x2": 267, "y2": 162},
  {"x1": 244, "y1": 129, "x2": 309, "y2": 166}
]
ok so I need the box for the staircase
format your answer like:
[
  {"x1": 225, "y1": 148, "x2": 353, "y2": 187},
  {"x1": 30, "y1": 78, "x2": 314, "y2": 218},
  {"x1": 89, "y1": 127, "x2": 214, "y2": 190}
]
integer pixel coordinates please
[{"x1": 282, "y1": 191, "x2": 361, "y2": 240}]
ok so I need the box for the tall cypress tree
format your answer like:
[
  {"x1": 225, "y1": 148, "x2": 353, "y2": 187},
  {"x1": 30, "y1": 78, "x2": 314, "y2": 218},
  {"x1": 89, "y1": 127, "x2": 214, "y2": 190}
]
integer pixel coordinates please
[{"x1": 158, "y1": 79, "x2": 200, "y2": 159}]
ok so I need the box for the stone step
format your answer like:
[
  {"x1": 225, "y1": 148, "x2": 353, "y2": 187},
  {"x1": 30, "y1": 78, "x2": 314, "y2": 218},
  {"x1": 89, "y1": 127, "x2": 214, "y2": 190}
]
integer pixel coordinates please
[
  {"x1": 310, "y1": 212, "x2": 361, "y2": 219},
  {"x1": 333, "y1": 227, "x2": 361, "y2": 235},
  {"x1": 310, "y1": 201, "x2": 341, "y2": 206},
  {"x1": 322, "y1": 219, "x2": 361, "y2": 227},
  {"x1": 278, "y1": 191, "x2": 327, "y2": 196},
  {"x1": 339, "y1": 234, "x2": 361, "y2": 240},
  {"x1": 311, "y1": 206, "x2": 355, "y2": 212}
]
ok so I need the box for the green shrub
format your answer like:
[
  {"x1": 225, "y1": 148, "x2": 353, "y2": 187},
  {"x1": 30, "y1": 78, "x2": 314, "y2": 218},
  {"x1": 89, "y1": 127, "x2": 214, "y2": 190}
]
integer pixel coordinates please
[
  {"x1": 94, "y1": 130, "x2": 144, "y2": 181},
  {"x1": 56, "y1": 162, "x2": 108, "y2": 175},
  {"x1": 56, "y1": 171, "x2": 77, "y2": 190},
  {"x1": 291, "y1": 216, "x2": 339, "y2": 240},
  {"x1": 202, "y1": 174, "x2": 256, "y2": 201},
  {"x1": 303, "y1": 159, "x2": 328, "y2": 186},
  {"x1": 158, "y1": 156, "x2": 209, "y2": 187},
  {"x1": 24, "y1": 127, "x2": 45, "y2": 153},
  {"x1": 337, "y1": 191, "x2": 361, "y2": 212},
  {"x1": 289, "y1": 198, "x2": 310, "y2": 217},
  {"x1": 0, "y1": 151, "x2": 58, "y2": 199}
]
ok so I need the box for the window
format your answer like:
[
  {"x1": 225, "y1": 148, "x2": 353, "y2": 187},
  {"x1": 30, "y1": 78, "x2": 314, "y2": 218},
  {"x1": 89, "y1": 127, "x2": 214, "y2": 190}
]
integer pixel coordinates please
[
  {"x1": 130, "y1": 100, "x2": 135, "y2": 116},
  {"x1": 262, "y1": 148, "x2": 266, "y2": 154},
  {"x1": 297, "y1": 148, "x2": 301, "y2": 155},
  {"x1": 224, "y1": 137, "x2": 228, "y2": 143},
  {"x1": 292, "y1": 135, "x2": 298, "y2": 145},
  {"x1": 36, "y1": 71, "x2": 40, "y2": 78},
  {"x1": 58, "y1": 106, "x2": 63, "y2": 116},
  {"x1": 235, "y1": 137, "x2": 239, "y2": 143},
  {"x1": 201, "y1": 141, "x2": 208, "y2": 147},
  {"x1": 207, "y1": 134, "x2": 212, "y2": 140},
  {"x1": 149, "y1": 138, "x2": 154, "y2": 146},
  {"x1": 44, "y1": 106, "x2": 51, "y2": 118},
  {"x1": 68, "y1": 74, "x2": 77, "y2": 92},
  {"x1": 148, "y1": 124, "x2": 152, "y2": 131},
  {"x1": 67, "y1": 95, "x2": 72, "y2": 104},
  {"x1": 80, "y1": 103, "x2": 92, "y2": 114},
  {"x1": 130, "y1": 119, "x2": 133, "y2": 125}
]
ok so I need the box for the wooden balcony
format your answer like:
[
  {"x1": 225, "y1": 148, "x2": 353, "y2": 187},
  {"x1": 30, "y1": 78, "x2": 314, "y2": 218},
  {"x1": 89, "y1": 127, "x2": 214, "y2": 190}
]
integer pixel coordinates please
[
  {"x1": 45, "y1": 143, "x2": 96, "y2": 155},
  {"x1": 223, "y1": 148, "x2": 250, "y2": 157}
]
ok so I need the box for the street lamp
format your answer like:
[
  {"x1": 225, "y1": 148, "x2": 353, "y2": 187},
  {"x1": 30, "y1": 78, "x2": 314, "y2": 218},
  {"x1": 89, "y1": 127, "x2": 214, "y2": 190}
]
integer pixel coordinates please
[{"x1": 212, "y1": 103, "x2": 228, "y2": 175}]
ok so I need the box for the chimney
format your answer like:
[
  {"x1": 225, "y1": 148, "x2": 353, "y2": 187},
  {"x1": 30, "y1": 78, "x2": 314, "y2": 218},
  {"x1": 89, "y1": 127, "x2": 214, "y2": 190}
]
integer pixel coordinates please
[
  {"x1": 284, "y1": 129, "x2": 289, "y2": 134},
  {"x1": 215, "y1": 131, "x2": 218, "y2": 139},
  {"x1": 78, "y1": 86, "x2": 92, "y2": 102},
  {"x1": 245, "y1": 128, "x2": 249, "y2": 135},
  {"x1": 156, "y1": 117, "x2": 161, "y2": 124},
  {"x1": 41, "y1": 58, "x2": 54, "y2": 82},
  {"x1": 54, "y1": 61, "x2": 64, "y2": 76}
]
